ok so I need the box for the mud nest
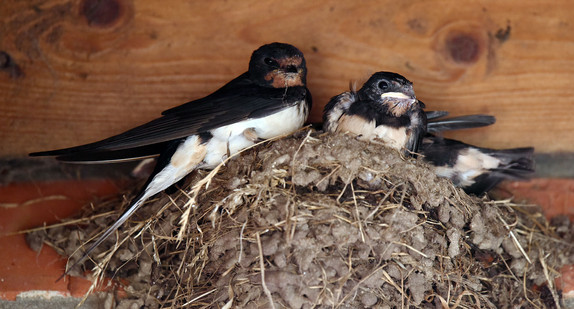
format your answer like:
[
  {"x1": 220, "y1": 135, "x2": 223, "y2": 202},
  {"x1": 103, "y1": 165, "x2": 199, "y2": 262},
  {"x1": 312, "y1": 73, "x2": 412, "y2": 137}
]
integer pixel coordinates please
[{"x1": 29, "y1": 129, "x2": 574, "y2": 308}]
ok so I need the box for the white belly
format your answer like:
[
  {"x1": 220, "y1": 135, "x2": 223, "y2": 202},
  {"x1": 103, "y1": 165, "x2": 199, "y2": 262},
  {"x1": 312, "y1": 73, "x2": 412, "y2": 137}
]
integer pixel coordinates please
[
  {"x1": 143, "y1": 101, "x2": 306, "y2": 201},
  {"x1": 433, "y1": 148, "x2": 501, "y2": 187},
  {"x1": 371, "y1": 125, "x2": 408, "y2": 151},
  {"x1": 201, "y1": 101, "x2": 307, "y2": 168}
]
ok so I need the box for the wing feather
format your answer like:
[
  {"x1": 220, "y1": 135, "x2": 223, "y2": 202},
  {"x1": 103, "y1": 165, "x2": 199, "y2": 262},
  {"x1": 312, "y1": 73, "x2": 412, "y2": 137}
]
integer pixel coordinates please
[{"x1": 31, "y1": 73, "x2": 308, "y2": 161}]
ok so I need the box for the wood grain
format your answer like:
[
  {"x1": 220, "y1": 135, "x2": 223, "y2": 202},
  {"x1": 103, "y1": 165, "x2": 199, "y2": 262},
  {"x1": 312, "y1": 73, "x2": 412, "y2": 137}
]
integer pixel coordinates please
[{"x1": 1, "y1": 0, "x2": 573, "y2": 156}]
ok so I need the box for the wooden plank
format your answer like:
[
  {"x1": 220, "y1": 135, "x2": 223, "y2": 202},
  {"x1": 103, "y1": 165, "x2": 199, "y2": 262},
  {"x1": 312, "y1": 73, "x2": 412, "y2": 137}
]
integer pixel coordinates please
[{"x1": 1, "y1": 0, "x2": 573, "y2": 156}]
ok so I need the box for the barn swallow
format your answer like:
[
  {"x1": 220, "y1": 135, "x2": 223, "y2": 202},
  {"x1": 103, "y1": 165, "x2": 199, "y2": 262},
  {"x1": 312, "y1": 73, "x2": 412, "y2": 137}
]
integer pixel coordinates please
[
  {"x1": 323, "y1": 72, "x2": 497, "y2": 156},
  {"x1": 30, "y1": 42, "x2": 312, "y2": 275},
  {"x1": 414, "y1": 100, "x2": 533, "y2": 195},
  {"x1": 323, "y1": 72, "x2": 426, "y2": 156},
  {"x1": 420, "y1": 136, "x2": 534, "y2": 195},
  {"x1": 322, "y1": 71, "x2": 532, "y2": 195}
]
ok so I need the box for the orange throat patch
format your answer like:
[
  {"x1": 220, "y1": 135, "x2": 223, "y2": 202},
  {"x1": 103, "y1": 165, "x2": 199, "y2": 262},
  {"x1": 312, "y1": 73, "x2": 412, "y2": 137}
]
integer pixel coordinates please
[{"x1": 264, "y1": 56, "x2": 305, "y2": 88}]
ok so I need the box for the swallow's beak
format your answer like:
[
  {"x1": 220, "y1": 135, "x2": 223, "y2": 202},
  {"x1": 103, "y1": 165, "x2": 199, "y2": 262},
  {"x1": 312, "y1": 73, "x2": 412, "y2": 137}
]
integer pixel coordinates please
[
  {"x1": 280, "y1": 66, "x2": 304, "y2": 85},
  {"x1": 380, "y1": 92, "x2": 416, "y2": 105},
  {"x1": 285, "y1": 65, "x2": 298, "y2": 73},
  {"x1": 280, "y1": 66, "x2": 302, "y2": 78}
]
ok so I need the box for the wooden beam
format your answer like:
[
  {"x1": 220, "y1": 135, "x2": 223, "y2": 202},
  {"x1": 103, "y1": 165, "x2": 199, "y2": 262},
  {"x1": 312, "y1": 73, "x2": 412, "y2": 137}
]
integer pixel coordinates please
[{"x1": 1, "y1": 0, "x2": 573, "y2": 155}]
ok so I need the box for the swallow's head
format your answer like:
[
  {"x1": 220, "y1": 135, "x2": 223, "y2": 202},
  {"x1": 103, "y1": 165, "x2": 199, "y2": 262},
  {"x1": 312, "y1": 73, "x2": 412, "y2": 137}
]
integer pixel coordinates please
[
  {"x1": 359, "y1": 72, "x2": 417, "y2": 117},
  {"x1": 249, "y1": 42, "x2": 307, "y2": 88}
]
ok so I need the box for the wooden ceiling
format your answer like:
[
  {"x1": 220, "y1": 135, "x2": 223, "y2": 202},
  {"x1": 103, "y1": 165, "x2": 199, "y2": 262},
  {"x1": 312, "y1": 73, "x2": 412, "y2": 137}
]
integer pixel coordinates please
[{"x1": 1, "y1": 0, "x2": 573, "y2": 155}]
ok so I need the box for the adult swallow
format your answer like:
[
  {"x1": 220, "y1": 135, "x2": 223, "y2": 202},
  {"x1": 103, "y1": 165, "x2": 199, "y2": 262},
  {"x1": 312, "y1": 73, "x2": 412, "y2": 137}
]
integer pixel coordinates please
[
  {"x1": 420, "y1": 136, "x2": 534, "y2": 195},
  {"x1": 323, "y1": 72, "x2": 495, "y2": 156},
  {"x1": 30, "y1": 42, "x2": 312, "y2": 274}
]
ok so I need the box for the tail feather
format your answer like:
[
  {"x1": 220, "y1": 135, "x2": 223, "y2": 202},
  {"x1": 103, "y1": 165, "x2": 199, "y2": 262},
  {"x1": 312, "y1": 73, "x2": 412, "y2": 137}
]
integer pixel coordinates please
[
  {"x1": 421, "y1": 135, "x2": 535, "y2": 195},
  {"x1": 488, "y1": 147, "x2": 535, "y2": 179},
  {"x1": 469, "y1": 147, "x2": 535, "y2": 194},
  {"x1": 58, "y1": 139, "x2": 184, "y2": 280},
  {"x1": 464, "y1": 173, "x2": 502, "y2": 195},
  {"x1": 58, "y1": 192, "x2": 150, "y2": 281},
  {"x1": 31, "y1": 143, "x2": 168, "y2": 164}
]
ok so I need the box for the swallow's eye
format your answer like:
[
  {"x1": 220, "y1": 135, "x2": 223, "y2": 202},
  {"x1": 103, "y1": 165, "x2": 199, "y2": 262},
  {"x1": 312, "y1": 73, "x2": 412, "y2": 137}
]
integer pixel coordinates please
[
  {"x1": 264, "y1": 57, "x2": 279, "y2": 67},
  {"x1": 378, "y1": 80, "x2": 390, "y2": 90}
]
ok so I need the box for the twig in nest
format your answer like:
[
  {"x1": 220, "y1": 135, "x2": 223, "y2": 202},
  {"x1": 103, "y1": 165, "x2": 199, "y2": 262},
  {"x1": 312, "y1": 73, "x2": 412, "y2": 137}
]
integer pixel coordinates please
[
  {"x1": 350, "y1": 182, "x2": 366, "y2": 242},
  {"x1": 315, "y1": 164, "x2": 341, "y2": 187},
  {"x1": 178, "y1": 130, "x2": 303, "y2": 241},
  {"x1": 151, "y1": 234, "x2": 160, "y2": 265},
  {"x1": 521, "y1": 267, "x2": 541, "y2": 309},
  {"x1": 0, "y1": 195, "x2": 69, "y2": 209},
  {"x1": 182, "y1": 288, "x2": 217, "y2": 307},
  {"x1": 497, "y1": 252, "x2": 519, "y2": 281},
  {"x1": 336, "y1": 182, "x2": 349, "y2": 203},
  {"x1": 5, "y1": 211, "x2": 116, "y2": 236},
  {"x1": 290, "y1": 129, "x2": 313, "y2": 189},
  {"x1": 509, "y1": 203, "x2": 556, "y2": 238},
  {"x1": 498, "y1": 213, "x2": 532, "y2": 264},
  {"x1": 401, "y1": 269, "x2": 406, "y2": 309},
  {"x1": 238, "y1": 220, "x2": 248, "y2": 264},
  {"x1": 432, "y1": 290, "x2": 481, "y2": 309},
  {"x1": 315, "y1": 265, "x2": 331, "y2": 305},
  {"x1": 381, "y1": 268, "x2": 405, "y2": 298},
  {"x1": 539, "y1": 249, "x2": 561, "y2": 309},
  {"x1": 365, "y1": 184, "x2": 399, "y2": 221},
  {"x1": 284, "y1": 197, "x2": 297, "y2": 246},
  {"x1": 398, "y1": 184, "x2": 407, "y2": 207},
  {"x1": 392, "y1": 241, "x2": 428, "y2": 258},
  {"x1": 337, "y1": 262, "x2": 385, "y2": 306},
  {"x1": 256, "y1": 232, "x2": 276, "y2": 309}
]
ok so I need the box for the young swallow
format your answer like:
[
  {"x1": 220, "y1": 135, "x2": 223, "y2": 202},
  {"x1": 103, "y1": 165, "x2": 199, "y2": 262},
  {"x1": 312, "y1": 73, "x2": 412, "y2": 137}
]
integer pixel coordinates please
[
  {"x1": 322, "y1": 71, "x2": 532, "y2": 195},
  {"x1": 420, "y1": 136, "x2": 535, "y2": 195},
  {"x1": 414, "y1": 103, "x2": 534, "y2": 195},
  {"x1": 322, "y1": 72, "x2": 497, "y2": 156},
  {"x1": 30, "y1": 42, "x2": 312, "y2": 275},
  {"x1": 323, "y1": 72, "x2": 426, "y2": 156}
]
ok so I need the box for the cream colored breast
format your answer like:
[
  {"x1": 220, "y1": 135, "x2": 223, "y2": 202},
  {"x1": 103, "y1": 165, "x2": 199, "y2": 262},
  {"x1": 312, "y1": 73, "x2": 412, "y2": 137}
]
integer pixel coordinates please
[
  {"x1": 372, "y1": 125, "x2": 408, "y2": 151},
  {"x1": 202, "y1": 100, "x2": 308, "y2": 168}
]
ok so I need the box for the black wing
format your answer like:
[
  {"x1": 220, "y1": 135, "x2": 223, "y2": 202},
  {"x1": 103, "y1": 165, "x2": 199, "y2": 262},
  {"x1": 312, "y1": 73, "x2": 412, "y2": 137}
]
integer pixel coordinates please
[
  {"x1": 425, "y1": 110, "x2": 449, "y2": 120},
  {"x1": 31, "y1": 73, "x2": 308, "y2": 161},
  {"x1": 421, "y1": 135, "x2": 534, "y2": 195},
  {"x1": 427, "y1": 114, "x2": 495, "y2": 133},
  {"x1": 405, "y1": 107, "x2": 428, "y2": 155},
  {"x1": 322, "y1": 91, "x2": 357, "y2": 132}
]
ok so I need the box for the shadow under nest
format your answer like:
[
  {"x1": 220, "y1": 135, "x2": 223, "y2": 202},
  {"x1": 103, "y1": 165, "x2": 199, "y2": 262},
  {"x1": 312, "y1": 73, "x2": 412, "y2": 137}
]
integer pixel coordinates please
[{"x1": 29, "y1": 129, "x2": 574, "y2": 308}]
